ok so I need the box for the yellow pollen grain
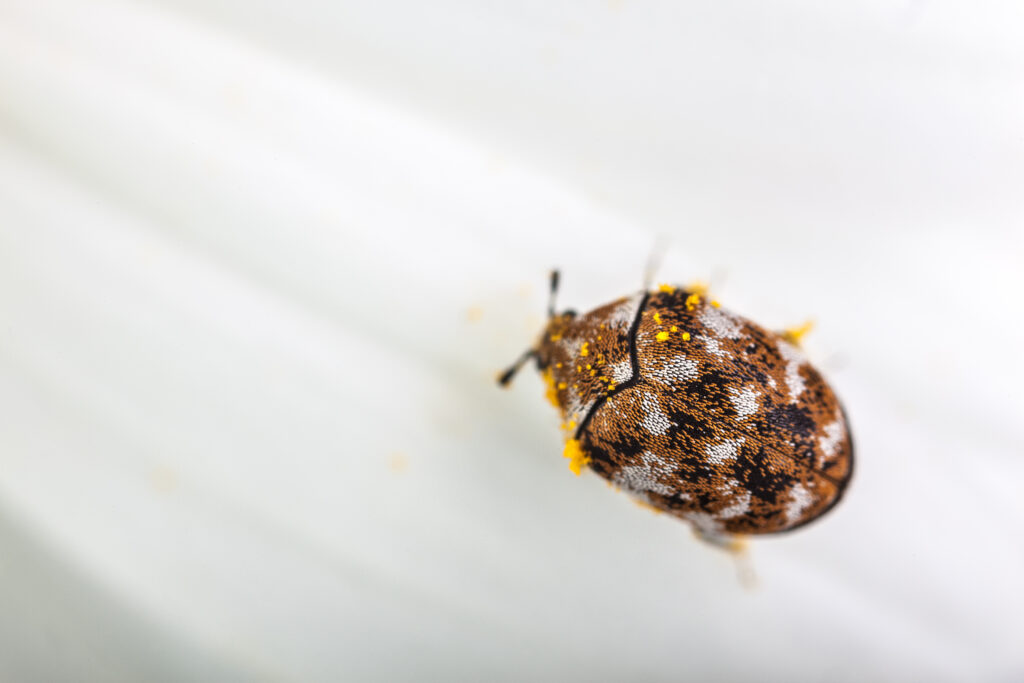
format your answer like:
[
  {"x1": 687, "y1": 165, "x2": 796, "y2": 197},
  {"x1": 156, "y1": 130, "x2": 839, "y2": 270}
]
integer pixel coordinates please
[
  {"x1": 590, "y1": 369, "x2": 597, "y2": 376},
  {"x1": 608, "y1": 383, "x2": 617, "y2": 391},
  {"x1": 658, "y1": 283, "x2": 675, "y2": 293},
  {"x1": 557, "y1": 382, "x2": 567, "y2": 390},
  {"x1": 577, "y1": 365, "x2": 582, "y2": 372},
  {"x1": 682, "y1": 332, "x2": 691, "y2": 341},
  {"x1": 563, "y1": 438, "x2": 590, "y2": 476},
  {"x1": 633, "y1": 499, "x2": 664, "y2": 515},
  {"x1": 685, "y1": 293, "x2": 701, "y2": 311},
  {"x1": 388, "y1": 452, "x2": 409, "y2": 474},
  {"x1": 711, "y1": 300, "x2": 721, "y2": 308},
  {"x1": 555, "y1": 362, "x2": 562, "y2": 368},
  {"x1": 597, "y1": 335, "x2": 603, "y2": 341},
  {"x1": 580, "y1": 342, "x2": 590, "y2": 357},
  {"x1": 670, "y1": 326, "x2": 678, "y2": 332},
  {"x1": 549, "y1": 333, "x2": 562, "y2": 342},
  {"x1": 653, "y1": 312, "x2": 662, "y2": 324},
  {"x1": 656, "y1": 331, "x2": 670, "y2": 341},
  {"x1": 586, "y1": 364, "x2": 592, "y2": 370}
]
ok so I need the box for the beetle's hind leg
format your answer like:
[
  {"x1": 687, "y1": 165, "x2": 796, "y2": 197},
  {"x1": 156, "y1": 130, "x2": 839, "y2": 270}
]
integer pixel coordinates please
[{"x1": 693, "y1": 528, "x2": 758, "y2": 589}]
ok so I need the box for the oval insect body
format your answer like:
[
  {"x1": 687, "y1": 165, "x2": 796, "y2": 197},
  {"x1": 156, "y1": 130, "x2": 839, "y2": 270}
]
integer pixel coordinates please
[{"x1": 501, "y1": 273, "x2": 853, "y2": 542}]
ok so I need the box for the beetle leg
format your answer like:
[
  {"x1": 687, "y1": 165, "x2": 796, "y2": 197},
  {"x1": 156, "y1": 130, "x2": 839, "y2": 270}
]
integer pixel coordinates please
[
  {"x1": 693, "y1": 527, "x2": 742, "y2": 550},
  {"x1": 693, "y1": 529, "x2": 757, "y2": 588},
  {"x1": 642, "y1": 234, "x2": 669, "y2": 290}
]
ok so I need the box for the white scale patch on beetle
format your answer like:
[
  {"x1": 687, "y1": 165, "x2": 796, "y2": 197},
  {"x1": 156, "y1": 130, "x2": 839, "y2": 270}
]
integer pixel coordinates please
[
  {"x1": 776, "y1": 339, "x2": 808, "y2": 403},
  {"x1": 699, "y1": 305, "x2": 743, "y2": 339},
  {"x1": 818, "y1": 410, "x2": 847, "y2": 462},
  {"x1": 613, "y1": 450, "x2": 676, "y2": 498},
  {"x1": 650, "y1": 355, "x2": 699, "y2": 385},
  {"x1": 564, "y1": 384, "x2": 586, "y2": 422},
  {"x1": 717, "y1": 486, "x2": 752, "y2": 520},
  {"x1": 561, "y1": 337, "x2": 585, "y2": 359},
  {"x1": 684, "y1": 511, "x2": 724, "y2": 536},
  {"x1": 784, "y1": 482, "x2": 813, "y2": 525},
  {"x1": 705, "y1": 437, "x2": 745, "y2": 464},
  {"x1": 607, "y1": 293, "x2": 644, "y2": 329},
  {"x1": 700, "y1": 336, "x2": 731, "y2": 359},
  {"x1": 729, "y1": 385, "x2": 761, "y2": 419},
  {"x1": 608, "y1": 359, "x2": 633, "y2": 385},
  {"x1": 640, "y1": 391, "x2": 673, "y2": 435}
]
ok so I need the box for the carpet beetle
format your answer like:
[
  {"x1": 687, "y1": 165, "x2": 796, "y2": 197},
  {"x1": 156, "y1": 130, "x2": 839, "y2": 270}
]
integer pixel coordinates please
[{"x1": 500, "y1": 271, "x2": 853, "y2": 546}]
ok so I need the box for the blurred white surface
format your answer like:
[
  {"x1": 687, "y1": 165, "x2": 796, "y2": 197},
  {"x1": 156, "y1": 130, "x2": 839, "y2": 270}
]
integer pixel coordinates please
[{"x1": 0, "y1": 0, "x2": 1022, "y2": 680}]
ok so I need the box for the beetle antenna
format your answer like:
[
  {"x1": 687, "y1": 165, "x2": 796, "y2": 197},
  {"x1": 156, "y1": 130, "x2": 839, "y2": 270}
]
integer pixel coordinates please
[
  {"x1": 547, "y1": 270, "x2": 560, "y2": 319},
  {"x1": 642, "y1": 235, "x2": 670, "y2": 290},
  {"x1": 497, "y1": 349, "x2": 536, "y2": 387}
]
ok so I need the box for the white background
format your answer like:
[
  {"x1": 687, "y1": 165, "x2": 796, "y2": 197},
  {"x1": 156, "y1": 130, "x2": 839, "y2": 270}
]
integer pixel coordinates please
[{"x1": 1, "y1": 0, "x2": 1022, "y2": 680}]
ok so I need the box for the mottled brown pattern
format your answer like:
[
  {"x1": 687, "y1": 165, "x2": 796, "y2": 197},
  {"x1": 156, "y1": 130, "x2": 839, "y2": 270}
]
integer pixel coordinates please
[{"x1": 534, "y1": 287, "x2": 853, "y2": 537}]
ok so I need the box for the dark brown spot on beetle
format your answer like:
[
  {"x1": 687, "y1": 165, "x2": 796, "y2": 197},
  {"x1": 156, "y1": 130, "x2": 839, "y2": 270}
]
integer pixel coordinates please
[{"x1": 767, "y1": 404, "x2": 817, "y2": 437}]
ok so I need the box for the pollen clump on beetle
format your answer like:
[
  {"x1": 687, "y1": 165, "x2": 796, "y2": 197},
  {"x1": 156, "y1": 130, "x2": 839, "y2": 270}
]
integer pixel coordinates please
[
  {"x1": 783, "y1": 320, "x2": 814, "y2": 345},
  {"x1": 687, "y1": 280, "x2": 709, "y2": 296},
  {"x1": 563, "y1": 438, "x2": 590, "y2": 475},
  {"x1": 580, "y1": 342, "x2": 590, "y2": 357},
  {"x1": 656, "y1": 331, "x2": 670, "y2": 341},
  {"x1": 658, "y1": 283, "x2": 675, "y2": 294},
  {"x1": 541, "y1": 368, "x2": 560, "y2": 409},
  {"x1": 685, "y1": 293, "x2": 701, "y2": 311}
]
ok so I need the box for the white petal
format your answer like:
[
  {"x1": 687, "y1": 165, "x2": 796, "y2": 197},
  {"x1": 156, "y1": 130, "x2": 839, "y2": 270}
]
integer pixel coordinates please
[{"x1": 0, "y1": 0, "x2": 1022, "y2": 680}]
